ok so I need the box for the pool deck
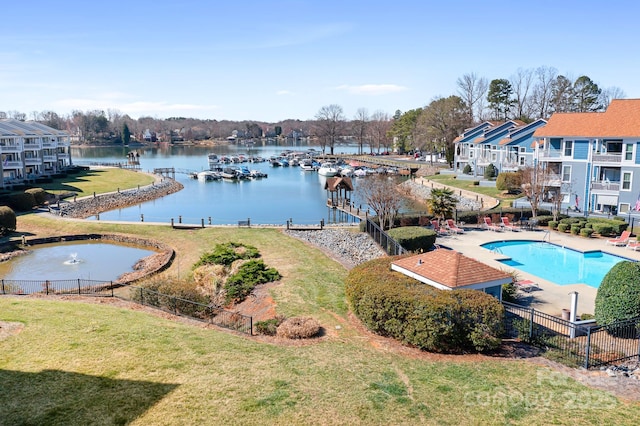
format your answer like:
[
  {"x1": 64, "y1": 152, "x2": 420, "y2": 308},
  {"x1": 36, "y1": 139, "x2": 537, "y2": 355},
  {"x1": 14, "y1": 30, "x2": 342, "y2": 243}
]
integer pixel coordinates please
[{"x1": 437, "y1": 225, "x2": 640, "y2": 317}]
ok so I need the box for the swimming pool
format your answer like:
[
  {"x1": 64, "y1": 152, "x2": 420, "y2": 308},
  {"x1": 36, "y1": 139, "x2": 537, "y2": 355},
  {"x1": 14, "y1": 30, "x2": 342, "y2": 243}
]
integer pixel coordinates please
[{"x1": 481, "y1": 240, "x2": 634, "y2": 288}]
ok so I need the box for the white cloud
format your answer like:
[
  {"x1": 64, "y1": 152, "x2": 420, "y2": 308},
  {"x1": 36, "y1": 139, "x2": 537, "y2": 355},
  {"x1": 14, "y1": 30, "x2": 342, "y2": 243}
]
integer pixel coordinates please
[
  {"x1": 276, "y1": 90, "x2": 294, "y2": 96},
  {"x1": 336, "y1": 84, "x2": 408, "y2": 95},
  {"x1": 53, "y1": 97, "x2": 219, "y2": 118}
]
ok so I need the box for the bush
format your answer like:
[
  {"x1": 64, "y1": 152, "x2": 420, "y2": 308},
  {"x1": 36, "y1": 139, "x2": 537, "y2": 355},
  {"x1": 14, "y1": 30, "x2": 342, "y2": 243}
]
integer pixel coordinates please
[
  {"x1": 580, "y1": 228, "x2": 594, "y2": 238},
  {"x1": 224, "y1": 259, "x2": 281, "y2": 304},
  {"x1": 255, "y1": 316, "x2": 286, "y2": 336},
  {"x1": 484, "y1": 163, "x2": 497, "y2": 179},
  {"x1": 463, "y1": 164, "x2": 471, "y2": 174},
  {"x1": 472, "y1": 181, "x2": 480, "y2": 186},
  {"x1": 548, "y1": 221, "x2": 558, "y2": 230},
  {"x1": 276, "y1": 317, "x2": 321, "y2": 339},
  {"x1": 591, "y1": 223, "x2": 614, "y2": 237},
  {"x1": 588, "y1": 218, "x2": 627, "y2": 235},
  {"x1": 25, "y1": 188, "x2": 48, "y2": 205},
  {"x1": 557, "y1": 223, "x2": 569, "y2": 232},
  {"x1": 5, "y1": 192, "x2": 36, "y2": 212},
  {"x1": 345, "y1": 257, "x2": 504, "y2": 353},
  {"x1": 0, "y1": 206, "x2": 16, "y2": 236},
  {"x1": 495, "y1": 171, "x2": 522, "y2": 192},
  {"x1": 194, "y1": 242, "x2": 260, "y2": 268},
  {"x1": 570, "y1": 225, "x2": 581, "y2": 235},
  {"x1": 387, "y1": 226, "x2": 436, "y2": 252},
  {"x1": 595, "y1": 261, "x2": 640, "y2": 326}
]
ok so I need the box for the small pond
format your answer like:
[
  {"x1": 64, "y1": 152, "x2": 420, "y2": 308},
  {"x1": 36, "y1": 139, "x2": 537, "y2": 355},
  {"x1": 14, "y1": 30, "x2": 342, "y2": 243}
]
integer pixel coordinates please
[{"x1": 0, "y1": 241, "x2": 156, "y2": 282}]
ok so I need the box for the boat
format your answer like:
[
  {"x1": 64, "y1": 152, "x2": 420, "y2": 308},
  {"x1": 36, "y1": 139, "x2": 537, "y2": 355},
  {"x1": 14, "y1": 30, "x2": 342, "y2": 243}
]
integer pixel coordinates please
[
  {"x1": 197, "y1": 171, "x2": 221, "y2": 182},
  {"x1": 339, "y1": 167, "x2": 354, "y2": 177},
  {"x1": 249, "y1": 169, "x2": 268, "y2": 178},
  {"x1": 220, "y1": 167, "x2": 241, "y2": 180},
  {"x1": 317, "y1": 162, "x2": 339, "y2": 177},
  {"x1": 207, "y1": 153, "x2": 220, "y2": 169},
  {"x1": 299, "y1": 159, "x2": 317, "y2": 171}
]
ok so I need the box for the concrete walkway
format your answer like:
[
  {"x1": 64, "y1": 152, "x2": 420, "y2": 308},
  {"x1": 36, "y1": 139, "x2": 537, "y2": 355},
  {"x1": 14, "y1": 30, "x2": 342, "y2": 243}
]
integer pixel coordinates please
[{"x1": 436, "y1": 225, "x2": 640, "y2": 317}]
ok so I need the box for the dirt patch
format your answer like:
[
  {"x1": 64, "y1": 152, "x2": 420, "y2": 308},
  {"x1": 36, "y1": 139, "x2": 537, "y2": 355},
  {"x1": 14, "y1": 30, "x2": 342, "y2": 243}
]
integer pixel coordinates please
[
  {"x1": 231, "y1": 281, "x2": 279, "y2": 322},
  {"x1": 0, "y1": 321, "x2": 24, "y2": 341}
]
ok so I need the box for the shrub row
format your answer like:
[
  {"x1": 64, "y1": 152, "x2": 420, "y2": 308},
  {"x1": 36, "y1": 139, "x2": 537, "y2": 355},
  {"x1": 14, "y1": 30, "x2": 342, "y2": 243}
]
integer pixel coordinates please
[
  {"x1": 386, "y1": 226, "x2": 436, "y2": 252},
  {"x1": 345, "y1": 257, "x2": 504, "y2": 353},
  {"x1": 547, "y1": 217, "x2": 626, "y2": 237}
]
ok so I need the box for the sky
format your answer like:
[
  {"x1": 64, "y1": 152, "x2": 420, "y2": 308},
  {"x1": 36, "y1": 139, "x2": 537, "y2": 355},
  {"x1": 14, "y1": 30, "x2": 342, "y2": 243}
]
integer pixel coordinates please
[{"x1": 2, "y1": 0, "x2": 640, "y2": 123}]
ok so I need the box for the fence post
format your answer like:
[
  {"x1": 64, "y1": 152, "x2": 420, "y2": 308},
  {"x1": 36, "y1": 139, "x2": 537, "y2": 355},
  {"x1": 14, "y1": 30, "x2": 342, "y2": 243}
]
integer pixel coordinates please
[
  {"x1": 250, "y1": 316, "x2": 253, "y2": 335},
  {"x1": 584, "y1": 327, "x2": 592, "y2": 369},
  {"x1": 140, "y1": 287, "x2": 144, "y2": 305},
  {"x1": 208, "y1": 216, "x2": 212, "y2": 225},
  {"x1": 1, "y1": 279, "x2": 4, "y2": 294},
  {"x1": 111, "y1": 281, "x2": 114, "y2": 297},
  {"x1": 78, "y1": 278, "x2": 81, "y2": 295},
  {"x1": 201, "y1": 218, "x2": 205, "y2": 228},
  {"x1": 529, "y1": 308, "x2": 534, "y2": 340}
]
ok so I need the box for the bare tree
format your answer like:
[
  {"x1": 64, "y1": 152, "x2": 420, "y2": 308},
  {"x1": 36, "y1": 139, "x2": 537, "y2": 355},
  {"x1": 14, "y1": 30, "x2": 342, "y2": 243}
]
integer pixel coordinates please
[
  {"x1": 510, "y1": 68, "x2": 535, "y2": 121},
  {"x1": 352, "y1": 108, "x2": 369, "y2": 155},
  {"x1": 600, "y1": 86, "x2": 627, "y2": 109},
  {"x1": 521, "y1": 164, "x2": 553, "y2": 219},
  {"x1": 314, "y1": 104, "x2": 345, "y2": 155},
  {"x1": 368, "y1": 110, "x2": 391, "y2": 153},
  {"x1": 531, "y1": 66, "x2": 558, "y2": 119},
  {"x1": 358, "y1": 175, "x2": 404, "y2": 230},
  {"x1": 456, "y1": 72, "x2": 488, "y2": 123}
]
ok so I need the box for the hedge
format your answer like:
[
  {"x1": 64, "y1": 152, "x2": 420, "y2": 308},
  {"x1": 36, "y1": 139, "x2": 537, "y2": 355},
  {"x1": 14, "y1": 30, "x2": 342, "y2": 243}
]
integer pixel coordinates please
[
  {"x1": 595, "y1": 261, "x2": 640, "y2": 328},
  {"x1": 3, "y1": 192, "x2": 36, "y2": 212},
  {"x1": 0, "y1": 206, "x2": 16, "y2": 235},
  {"x1": 387, "y1": 226, "x2": 436, "y2": 252},
  {"x1": 25, "y1": 188, "x2": 48, "y2": 205},
  {"x1": 345, "y1": 256, "x2": 504, "y2": 353}
]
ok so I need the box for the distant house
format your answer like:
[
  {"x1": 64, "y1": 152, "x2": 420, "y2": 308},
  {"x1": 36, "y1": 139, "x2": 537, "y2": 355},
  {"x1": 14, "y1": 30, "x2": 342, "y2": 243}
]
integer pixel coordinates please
[{"x1": 391, "y1": 249, "x2": 511, "y2": 301}]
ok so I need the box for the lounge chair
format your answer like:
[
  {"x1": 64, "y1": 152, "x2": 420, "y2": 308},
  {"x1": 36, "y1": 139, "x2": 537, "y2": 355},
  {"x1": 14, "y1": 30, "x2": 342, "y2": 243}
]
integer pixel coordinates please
[
  {"x1": 606, "y1": 230, "x2": 631, "y2": 246},
  {"x1": 445, "y1": 219, "x2": 464, "y2": 234},
  {"x1": 626, "y1": 240, "x2": 640, "y2": 251},
  {"x1": 500, "y1": 217, "x2": 518, "y2": 232},
  {"x1": 483, "y1": 217, "x2": 502, "y2": 232},
  {"x1": 514, "y1": 280, "x2": 539, "y2": 292},
  {"x1": 431, "y1": 219, "x2": 448, "y2": 236}
]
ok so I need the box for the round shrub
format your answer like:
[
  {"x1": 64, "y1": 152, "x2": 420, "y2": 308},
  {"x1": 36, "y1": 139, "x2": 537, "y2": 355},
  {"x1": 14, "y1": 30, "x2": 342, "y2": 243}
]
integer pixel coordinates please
[
  {"x1": 25, "y1": 188, "x2": 48, "y2": 205},
  {"x1": 570, "y1": 225, "x2": 581, "y2": 235},
  {"x1": 0, "y1": 206, "x2": 16, "y2": 235},
  {"x1": 548, "y1": 221, "x2": 558, "y2": 230},
  {"x1": 484, "y1": 163, "x2": 497, "y2": 179},
  {"x1": 387, "y1": 226, "x2": 436, "y2": 252},
  {"x1": 591, "y1": 224, "x2": 614, "y2": 237},
  {"x1": 557, "y1": 223, "x2": 569, "y2": 233},
  {"x1": 6, "y1": 192, "x2": 36, "y2": 212},
  {"x1": 345, "y1": 256, "x2": 504, "y2": 353},
  {"x1": 585, "y1": 222, "x2": 593, "y2": 229},
  {"x1": 276, "y1": 316, "x2": 321, "y2": 339},
  {"x1": 463, "y1": 164, "x2": 472, "y2": 174},
  {"x1": 580, "y1": 228, "x2": 594, "y2": 238},
  {"x1": 595, "y1": 261, "x2": 640, "y2": 327}
]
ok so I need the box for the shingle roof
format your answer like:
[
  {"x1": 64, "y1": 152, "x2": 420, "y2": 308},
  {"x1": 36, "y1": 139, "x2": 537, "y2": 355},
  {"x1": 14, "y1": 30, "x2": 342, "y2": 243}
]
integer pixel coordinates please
[
  {"x1": 324, "y1": 177, "x2": 354, "y2": 191},
  {"x1": 391, "y1": 250, "x2": 511, "y2": 288},
  {"x1": 533, "y1": 99, "x2": 640, "y2": 138}
]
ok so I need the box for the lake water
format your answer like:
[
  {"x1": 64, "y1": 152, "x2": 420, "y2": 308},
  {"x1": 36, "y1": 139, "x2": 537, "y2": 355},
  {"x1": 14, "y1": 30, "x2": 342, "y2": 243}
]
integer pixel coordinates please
[{"x1": 71, "y1": 143, "x2": 415, "y2": 225}]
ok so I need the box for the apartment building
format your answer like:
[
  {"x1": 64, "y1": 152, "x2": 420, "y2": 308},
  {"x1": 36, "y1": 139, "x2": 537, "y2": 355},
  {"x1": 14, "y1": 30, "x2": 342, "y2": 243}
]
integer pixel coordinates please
[
  {"x1": 533, "y1": 99, "x2": 640, "y2": 216},
  {"x1": 0, "y1": 119, "x2": 72, "y2": 189}
]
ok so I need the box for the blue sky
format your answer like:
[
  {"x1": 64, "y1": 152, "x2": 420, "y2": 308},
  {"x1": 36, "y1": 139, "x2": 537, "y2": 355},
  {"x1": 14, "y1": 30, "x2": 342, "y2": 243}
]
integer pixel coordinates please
[{"x1": 2, "y1": 0, "x2": 639, "y2": 122}]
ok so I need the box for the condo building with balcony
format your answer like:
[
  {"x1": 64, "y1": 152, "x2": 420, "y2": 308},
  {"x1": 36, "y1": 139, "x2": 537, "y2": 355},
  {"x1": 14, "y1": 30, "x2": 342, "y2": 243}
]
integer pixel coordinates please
[
  {"x1": 533, "y1": 99, "x2": 640, "y2": 215},
  {"x1": 0, "y1": 119, "x2": 72, "y2": 189}
]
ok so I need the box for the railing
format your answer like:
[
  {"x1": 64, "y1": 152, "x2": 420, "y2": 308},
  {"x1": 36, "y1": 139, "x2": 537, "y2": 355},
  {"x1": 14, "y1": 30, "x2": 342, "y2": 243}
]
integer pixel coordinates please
[
  {"x1": 124, "y1": 286, "x2": 252, "y2": 335},
  {"x1": 593, "y1": 153, "x2": 622, "y2": 163},
  {"x1": 503, "y1": 301, "x2": 640, "y2": 368},
  {"x1": 364, "y1": 218, "x2": 406, "y2": 256},
  {"x1": 0, "y1": 280, "x2": 253, "y2": 335},
  {"x1": 1, "y1": 279, "x2": 114, "y2": 296},
  {"x1": 591, "y1": 181, "x2": 621, "y2": 191},
  {"x1": 539, "y1": 150, "x2": 562, "y2": 159}
]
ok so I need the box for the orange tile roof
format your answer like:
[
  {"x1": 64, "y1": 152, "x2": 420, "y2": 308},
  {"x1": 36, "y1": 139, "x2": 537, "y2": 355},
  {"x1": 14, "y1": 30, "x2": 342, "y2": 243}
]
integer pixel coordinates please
[
  {"x1": 391, "y1": 250, "x2": 511, "y2": 288},
  {"x1": 534, "y1": 99, "x2": 640, "y2": 138}
]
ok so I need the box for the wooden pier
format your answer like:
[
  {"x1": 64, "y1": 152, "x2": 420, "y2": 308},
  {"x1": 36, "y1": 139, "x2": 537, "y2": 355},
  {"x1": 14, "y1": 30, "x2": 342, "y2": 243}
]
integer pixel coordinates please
[{"x1": 154, "y1": 167, "x2": 175, "y2": 179}]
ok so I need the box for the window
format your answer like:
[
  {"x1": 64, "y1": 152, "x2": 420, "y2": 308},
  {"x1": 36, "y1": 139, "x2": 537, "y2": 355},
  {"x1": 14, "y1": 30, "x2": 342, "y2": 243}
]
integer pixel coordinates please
[
  {"x1": 619, "y1": 203, "x2": 630, "y2": 214},
  {"x1": 562, "y1": 165, "x2": 571, "y2": 182},
  {"x1": 519, "y1": 156, "x2": 525, "y2": 166},
  {"x1": 626, "y1": 144, "x2": 634, "y2": 160},
  {"x1": 622, "y1": 172, "x2": 632, "y2": 190},
  {"x1": 564, "y1": 140, "x2": 573, "y2": 157}
]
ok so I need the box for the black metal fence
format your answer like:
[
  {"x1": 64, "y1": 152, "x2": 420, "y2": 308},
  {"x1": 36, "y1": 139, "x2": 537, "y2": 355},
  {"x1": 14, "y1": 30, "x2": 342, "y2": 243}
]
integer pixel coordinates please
[
  {"x1": 1, "y1": 279, "x2": 114, "y2": 296},
  {"x1": 503, "y1": 301, "x2": 640, "y2": 368},
  {"x1": 121, "y1": 286, "x2": 253, "y2": 335},
  {"x1": 364, "y1": 218, "x2": 406, "y2": 256},
  {"x1": 0, "y1": 279, "x2": 252, "y2": 335}
]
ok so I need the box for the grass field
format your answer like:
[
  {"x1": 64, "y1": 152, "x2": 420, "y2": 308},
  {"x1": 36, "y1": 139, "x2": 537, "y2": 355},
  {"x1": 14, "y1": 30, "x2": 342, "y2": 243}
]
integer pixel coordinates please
[
  {"x1": 2, "y1": 174, "x2": 640, "y2": 424},
  {"x1": 37, "y1": 168, "x2": 155, "y2": 198}
]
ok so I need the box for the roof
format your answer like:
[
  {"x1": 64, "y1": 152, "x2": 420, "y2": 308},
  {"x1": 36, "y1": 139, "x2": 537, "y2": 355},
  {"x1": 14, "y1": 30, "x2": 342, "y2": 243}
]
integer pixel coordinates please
[
  {"x1": 391, "y1": 249, "x2": 511, "y2": 290},
  {"x1": 533, "y1": 99, "x2": 640, "y2": 138},
  {"x1": 324, "y1": 177, "x2": 354, "y2": 191},
  {"x1": 0, "y1": 119, "x2": 68, "y2": 138}
]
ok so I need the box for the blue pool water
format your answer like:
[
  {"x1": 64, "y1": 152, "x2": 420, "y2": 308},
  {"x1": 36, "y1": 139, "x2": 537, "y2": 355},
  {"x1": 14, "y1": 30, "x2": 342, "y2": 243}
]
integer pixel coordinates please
[{"x1": 481, "y1": 240, "x2": 634, "y2": 288}]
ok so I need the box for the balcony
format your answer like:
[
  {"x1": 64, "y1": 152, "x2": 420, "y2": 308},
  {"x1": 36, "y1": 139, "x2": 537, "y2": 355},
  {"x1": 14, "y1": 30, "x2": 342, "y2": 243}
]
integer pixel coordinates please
[
  {"x1": 43, "y1": 155, "x2": 57, "y2": 162},
  {"x1": 591, "y1": 180, "x2": 621, "y2": 192},
  {"x1": 23, "y1": 142, "x2": 42, "y2": 150},
  {"x1": 539, "y1": 150, "x2": 562, "y2": 160},
  {"x1": 24, "y1": 157, "x2": 42, "y2": 166},
  {"x1": 0, "y1": 144, "x2": 22, "y2": 152},
  {"x1": 593, "y1": 153, "x2": 622, "y2": 163}
]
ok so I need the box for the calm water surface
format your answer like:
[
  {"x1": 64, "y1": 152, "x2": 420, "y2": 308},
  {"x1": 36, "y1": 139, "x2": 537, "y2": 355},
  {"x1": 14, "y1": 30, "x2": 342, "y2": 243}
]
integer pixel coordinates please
[{"x1": 72, "y1": 144, "x2": 415, "y2": 225}]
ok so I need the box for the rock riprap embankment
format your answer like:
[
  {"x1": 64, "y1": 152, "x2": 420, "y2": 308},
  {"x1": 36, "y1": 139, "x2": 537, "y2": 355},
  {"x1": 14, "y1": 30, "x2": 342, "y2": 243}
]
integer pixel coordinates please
[
  {"x1": 54, "y1": 179, "x2": 184, "y2": 219},
  {"x1": 285, "y1": 228, "x2": 386, "y2": 269},
  {"x1": 400, "y1": 180, "x2": 482, "y2": 210}
]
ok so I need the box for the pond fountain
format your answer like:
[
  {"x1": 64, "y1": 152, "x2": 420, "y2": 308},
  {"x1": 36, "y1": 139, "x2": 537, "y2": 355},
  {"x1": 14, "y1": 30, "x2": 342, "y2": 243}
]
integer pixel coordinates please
[{"x1": 64, "y1": 252, "x2": 81, "y2": 265}]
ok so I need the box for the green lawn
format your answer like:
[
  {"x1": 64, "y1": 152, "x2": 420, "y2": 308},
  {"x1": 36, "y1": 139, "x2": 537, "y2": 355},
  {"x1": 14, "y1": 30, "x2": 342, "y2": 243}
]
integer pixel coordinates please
[
  {"x1": 37, "y1": 168, "x2": 155, "y2": 198},
  {"x1": 426, "y1": 174, "x2": 519, "y2": 206}
]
